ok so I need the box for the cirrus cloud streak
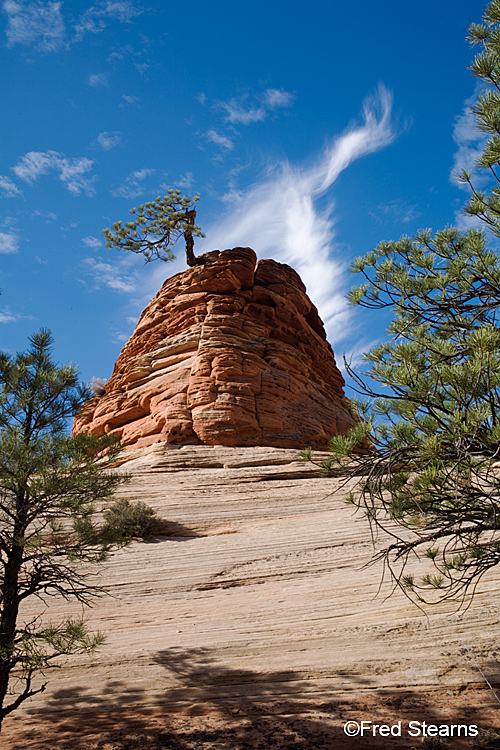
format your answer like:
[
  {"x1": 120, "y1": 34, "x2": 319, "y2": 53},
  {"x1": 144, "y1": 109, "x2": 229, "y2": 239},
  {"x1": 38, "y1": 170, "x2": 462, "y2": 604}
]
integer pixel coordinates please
[{"x1": 206, "y1": 85, "x2": 396, "y2": 345}]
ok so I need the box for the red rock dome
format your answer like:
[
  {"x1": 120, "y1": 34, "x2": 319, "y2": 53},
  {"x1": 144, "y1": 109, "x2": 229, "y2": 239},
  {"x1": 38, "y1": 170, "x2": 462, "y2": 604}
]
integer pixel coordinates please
[{"x1": 73, "y1": 247, "x2": 357, "y2": 449}]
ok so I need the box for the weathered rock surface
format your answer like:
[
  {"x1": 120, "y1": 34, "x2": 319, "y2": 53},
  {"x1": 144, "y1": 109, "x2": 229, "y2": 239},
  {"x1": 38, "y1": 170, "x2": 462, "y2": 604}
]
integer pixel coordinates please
[
  {"x1": 5, "y1": 445, "x2": 500, "y2": 749},
  {"x1": 73, "y1": 248, "x2": 356, "y2": 450}
]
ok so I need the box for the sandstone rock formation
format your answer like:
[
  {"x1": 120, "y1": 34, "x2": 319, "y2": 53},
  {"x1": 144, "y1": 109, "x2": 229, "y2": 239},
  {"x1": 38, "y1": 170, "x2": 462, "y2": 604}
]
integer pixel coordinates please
[{"x1": 74, "y1": 247, "x2": 356, "y2": 450}]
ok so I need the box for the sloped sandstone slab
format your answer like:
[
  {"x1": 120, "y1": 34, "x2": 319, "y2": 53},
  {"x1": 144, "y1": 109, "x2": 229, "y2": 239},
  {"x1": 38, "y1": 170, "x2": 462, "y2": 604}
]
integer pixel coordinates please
[
  {"x1": 4, "y1": 446, "x2": 500, "y2": 749},
  {"x1": 73, "y1": 248, "x2": 356, "y2": 450}
]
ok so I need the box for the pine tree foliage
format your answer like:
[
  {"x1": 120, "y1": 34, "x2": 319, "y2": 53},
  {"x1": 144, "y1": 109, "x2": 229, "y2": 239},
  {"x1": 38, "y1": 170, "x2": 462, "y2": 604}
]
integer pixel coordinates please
[
  {"x1": 460, "y1": 0, "x2": 500, "y2": 234},
  {"x1": 328, "y1": 229, "x2": 500, "y2": 605},
  {"x1": 102, "y1": 189, "x2": 205, "y2": 267},
  {"x1": 0, "y1": 331, "x2": 128, "y2": 727},
  {"x1": 320, "y1": 1, "x2": 500, "y2": 607}
]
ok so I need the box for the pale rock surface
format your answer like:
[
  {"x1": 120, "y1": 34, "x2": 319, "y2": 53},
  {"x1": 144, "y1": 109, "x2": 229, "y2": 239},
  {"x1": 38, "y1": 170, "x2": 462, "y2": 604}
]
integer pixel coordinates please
[
  {"x1": 73, "y1": 248, "x2": 356, "y2": 450},
  {"x1": 4, "y1": 445, "x2": 500, "y2": 748}
]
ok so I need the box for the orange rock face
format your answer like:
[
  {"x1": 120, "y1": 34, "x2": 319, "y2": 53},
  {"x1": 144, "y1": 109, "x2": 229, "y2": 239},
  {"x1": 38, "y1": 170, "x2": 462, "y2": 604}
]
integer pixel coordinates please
[{"x1": 73, "y1": 247, "x2": 357, "y2": 450}]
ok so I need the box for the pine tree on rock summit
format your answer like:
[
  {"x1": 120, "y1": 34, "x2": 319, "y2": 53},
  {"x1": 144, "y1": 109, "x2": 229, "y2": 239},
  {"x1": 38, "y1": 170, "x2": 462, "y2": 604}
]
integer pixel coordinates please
[{"x1": 103, "y1": 189, "x2": 206, "y2": 267}]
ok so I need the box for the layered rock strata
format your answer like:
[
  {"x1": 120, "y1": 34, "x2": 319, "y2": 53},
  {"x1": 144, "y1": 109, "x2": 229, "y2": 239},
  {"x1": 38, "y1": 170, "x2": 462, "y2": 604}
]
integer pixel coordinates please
[
  {"x1": 74, "y1": 247, "x2": 356, "y2": 449},
  {"x1": 6, "y1": 444, "x2": 500, "y2": 749}
]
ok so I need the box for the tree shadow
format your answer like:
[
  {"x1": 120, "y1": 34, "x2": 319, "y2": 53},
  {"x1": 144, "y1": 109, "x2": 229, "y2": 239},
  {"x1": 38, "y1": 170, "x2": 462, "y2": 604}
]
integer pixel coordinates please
[{"x1": 5, "y1": 647, "x2": 500, "y2": 749}]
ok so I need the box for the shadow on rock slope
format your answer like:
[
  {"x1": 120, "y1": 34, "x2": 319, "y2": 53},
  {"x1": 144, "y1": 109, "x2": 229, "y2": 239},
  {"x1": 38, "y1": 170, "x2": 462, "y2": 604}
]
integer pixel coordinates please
[{"x1": 8, "y1": 646, "x2": 500, "y2": 750}]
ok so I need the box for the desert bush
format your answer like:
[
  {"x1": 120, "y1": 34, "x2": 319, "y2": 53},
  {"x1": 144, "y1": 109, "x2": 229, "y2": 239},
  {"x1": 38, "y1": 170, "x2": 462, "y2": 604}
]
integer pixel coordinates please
[{"x1": 102, "y1": 498, "x2": 162, "y2": 540}]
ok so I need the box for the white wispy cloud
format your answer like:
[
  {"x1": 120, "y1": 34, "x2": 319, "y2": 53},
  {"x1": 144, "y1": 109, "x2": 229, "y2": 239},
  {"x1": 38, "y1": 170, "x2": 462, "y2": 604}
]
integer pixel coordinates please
[
  {"x1": 3, "y1": 0, "x2": 144, "y2": 54},
  {"x1": 218, "y1": 87, "x2": 295, "y2": 125},
  {"x1": 450, "y1": 91, "x2": 487, "y2": 187},
  {"x1": 121, "y1": 93, "x2": 139, "y2": 105},
  {"x1": 12, "y1": 150, "x2": 96, "y2": 195},
  {"x1": 111, "y1": 167, "x2": 154, "y2": 198},
  {"x1": 175, "y1": 171, "x2": 194, "y2": 190},
  {"x1": 111, "y1": 330, "x2": 131, "y2": 343},
  {"x1": 0, "y1": 308, "x2": 25, "y2": 323},
  {"x1": 0, "y1": 231, "x2": 20, "y2": 253},
  {"x1": 32, "y1": 209, "x2": 57, "y2": 221},
  {"x1": 58, "y1": 158, "x2": 95, "y2": 194},
  {"x1": 96, "y1": 131, "x2": 122, "y2": 150},
  {"x1": 88, "y1": 71, "x2": 109, "y2": 87},
  {"x1": 205, "y1": 85, "x2": 396, "y2": 346},
  {"x1": 2, "y1": 0, "x2": 66, "y2": 52},
  {"x1": 205, "y1": 130, "x2": 234, "y2": 150},
  {"x1": 220, "y1": 188, "x2": 243, "y2": 206},
  {"x1": 82, "y1": 235, "x2": 102, "y2": 248},
  {"x1": 82, "y1": 257, "x2": 138, "y2": 292},
  {"x1": 262, "y1": 88, "x2": 295, "y2": 109},
  {"x1": 12, "y1": 151, "x2": 54, "y2": 182},
  {"x1": 75, "y1": 0, "x2": 143, "y2": 37},
  {"x1": 199, "y1": 87, "x2": 296, "y2": 157},
  {"x1": 449, "y1": 91, "x2": 490, "y2": 230},
  {"x1": 370, "y1": 199, "x2": 421, "y2": 225},
  {"x1": 221, "y1": 100, "x2": 266, "y2": 125},
  {"x1": 0, "y1": 175, "x2": 22, "y2": 197}
]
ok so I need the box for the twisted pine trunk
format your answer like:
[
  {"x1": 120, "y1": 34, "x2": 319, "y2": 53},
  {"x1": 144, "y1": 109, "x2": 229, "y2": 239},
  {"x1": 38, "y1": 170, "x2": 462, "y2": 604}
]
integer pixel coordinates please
[{"x1": 183, "y1": 209, "x2": 206, "y2": 267}]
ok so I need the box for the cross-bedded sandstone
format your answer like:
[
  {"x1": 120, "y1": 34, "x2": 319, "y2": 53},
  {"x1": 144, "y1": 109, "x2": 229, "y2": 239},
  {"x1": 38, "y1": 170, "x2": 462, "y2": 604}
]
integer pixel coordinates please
[{"x1": 73, "y1": 247, "x2": 356, "y2": 449}]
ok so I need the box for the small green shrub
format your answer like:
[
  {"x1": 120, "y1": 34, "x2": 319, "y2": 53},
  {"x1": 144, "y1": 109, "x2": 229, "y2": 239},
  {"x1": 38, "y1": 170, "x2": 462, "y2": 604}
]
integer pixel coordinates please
[{"x1": 102, "y1": 499, "x2": 162, "y2": 540}]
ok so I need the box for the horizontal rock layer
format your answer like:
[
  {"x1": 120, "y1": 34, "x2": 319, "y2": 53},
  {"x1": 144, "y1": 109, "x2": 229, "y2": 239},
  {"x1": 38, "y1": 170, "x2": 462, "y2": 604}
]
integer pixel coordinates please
[
  {"x1": 74, "y1": 247, "x2": 356, "y2": 450},
  {"x1": 5, "y1": 445, "x2": 500, "y2": 748}
]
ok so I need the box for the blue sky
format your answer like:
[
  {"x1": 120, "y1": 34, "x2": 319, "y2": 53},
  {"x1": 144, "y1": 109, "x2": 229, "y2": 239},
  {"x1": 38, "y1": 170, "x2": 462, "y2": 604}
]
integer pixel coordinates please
[{"x1": 0, "y1": 0, "x2": 488, "y2": 388}]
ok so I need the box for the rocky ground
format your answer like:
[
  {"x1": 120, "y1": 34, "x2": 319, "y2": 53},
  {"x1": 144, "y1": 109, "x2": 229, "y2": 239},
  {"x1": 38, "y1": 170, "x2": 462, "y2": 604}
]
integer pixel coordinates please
[{"x1": 3, "y1": 445, "x2": 500, "y2": 749}]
